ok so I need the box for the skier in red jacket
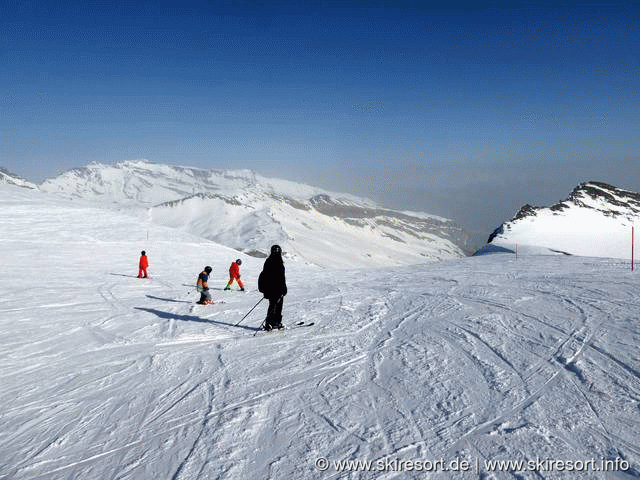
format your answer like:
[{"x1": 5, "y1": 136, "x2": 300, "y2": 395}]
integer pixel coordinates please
[
  {"x1": 224, "y1": 259, "x2": 245, "y2": 291},
  {"x1": 138, "y1": 251, "x2": 149, "y2": 278}
]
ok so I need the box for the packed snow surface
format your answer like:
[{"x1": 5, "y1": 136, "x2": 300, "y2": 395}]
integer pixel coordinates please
[{"x1": 1, "y1": 184, "x2": 640, "y2": 479}]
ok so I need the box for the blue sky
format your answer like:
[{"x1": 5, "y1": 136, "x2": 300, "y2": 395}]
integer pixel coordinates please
[{"x1": 2, "y1": 1, "x2": 639, "y2": 239}]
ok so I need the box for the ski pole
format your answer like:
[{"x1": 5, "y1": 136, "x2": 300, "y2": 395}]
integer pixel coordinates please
[
  {"x1": 253, "y1": 319, "x2": 266, "y2": 337},
  {"x1": 235, "y1": 297, "x2": 264, "y2": 326}
]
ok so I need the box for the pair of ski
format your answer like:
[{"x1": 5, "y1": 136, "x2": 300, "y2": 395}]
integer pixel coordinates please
[{"x1": 254, "y1": 321, "x2": 314, "y2": 336}]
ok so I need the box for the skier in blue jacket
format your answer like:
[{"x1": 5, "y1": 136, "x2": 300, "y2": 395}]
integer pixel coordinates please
[{"x1": 196, "y1": 266, "x2": 213, "y2": 304}]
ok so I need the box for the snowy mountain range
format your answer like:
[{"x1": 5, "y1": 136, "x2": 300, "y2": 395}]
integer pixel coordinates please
[
  {"x1": 6, "y1": 160, "x2": 640, "y2": 264},
  {"x1": 34, "y1": 160, "x2": 473, "y2": 268},
  {"x1": 486, "y1": 181, "x2": 640, "y2": 259}
]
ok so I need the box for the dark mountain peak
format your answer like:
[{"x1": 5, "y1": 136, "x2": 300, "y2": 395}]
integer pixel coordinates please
[{"x1": 513, "y1": 204, "x2": 537, "y2": 221}]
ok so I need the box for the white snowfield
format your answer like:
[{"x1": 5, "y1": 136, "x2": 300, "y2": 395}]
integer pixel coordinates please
[{"x1": 1, "y1": 184, "x2": 640, "y2": 479}]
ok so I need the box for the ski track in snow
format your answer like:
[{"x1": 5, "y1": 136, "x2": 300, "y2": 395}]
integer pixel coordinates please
[{"x1": 1, "y1": 190, "x2": 640, "y2": 479}]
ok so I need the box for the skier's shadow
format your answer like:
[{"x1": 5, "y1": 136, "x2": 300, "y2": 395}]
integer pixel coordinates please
[
  {"x1": 110, "y1": 273, "x2": 140, "y2": 279},
  {"x1": 146, "y1": 294, "x2": 192, "y2": 304},
  {"x1": 134, "y1": 307, "x2": 258, "y2": 332}
]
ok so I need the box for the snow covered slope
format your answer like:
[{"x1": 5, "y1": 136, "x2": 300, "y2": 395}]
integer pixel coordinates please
[
  {"x1": 39, "y1": 160, "x2": 473, "y2": 267},
  {"x1": 487, "y1": 181, "x2": 640, "y2": 259},
  {"x1": 1, "y1": 181, "x2": 639, "y2": 479},
  {"x1": 0, "y1": 168, "x2": 37, "y2": 189}
]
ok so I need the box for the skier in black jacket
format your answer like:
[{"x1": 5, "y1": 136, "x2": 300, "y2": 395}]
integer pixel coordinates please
[{"x1": 258, "y1": 244, "x2": 287, "y2": 330}]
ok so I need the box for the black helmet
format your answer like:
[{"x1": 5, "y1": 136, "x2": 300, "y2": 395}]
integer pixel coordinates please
[
  {"x1": 204, "y1": 266, "x2": 212, "y2": 274},
  {"x1": 141, "y1": 251, "x2": 146, "y2": 255},
  {"x1": 271, "y1": 245, "x2": 282, "y2": 255},
  {"x1": 236, "y1": 259, "x2": 242, "y2": 265}
]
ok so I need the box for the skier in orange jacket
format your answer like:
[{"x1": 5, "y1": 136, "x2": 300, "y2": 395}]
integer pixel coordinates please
[
  {"x1": 138, "y1": 251, "x2": 149, "y2": 278},
  {"x1": 224, "y1": 259, "x2": 245, "y2": 291}
]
